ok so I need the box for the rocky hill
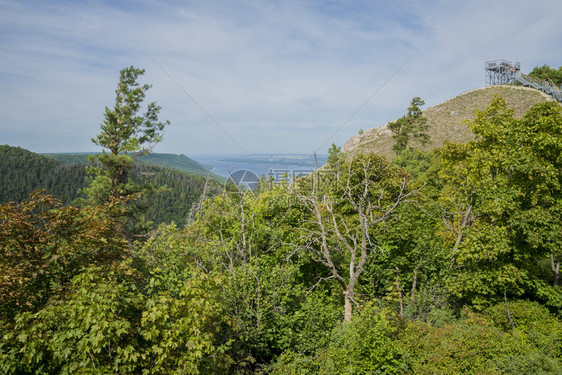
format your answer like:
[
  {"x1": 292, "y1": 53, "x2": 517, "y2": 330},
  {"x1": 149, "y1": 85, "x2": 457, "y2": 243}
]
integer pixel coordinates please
[{"x1": 344, "y1": 85, "x2": 557, "y2": 159}]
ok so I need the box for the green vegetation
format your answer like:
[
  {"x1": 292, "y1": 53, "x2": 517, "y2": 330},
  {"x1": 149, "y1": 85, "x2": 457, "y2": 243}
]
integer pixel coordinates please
[
  {"x1": 137, "y1": 153, "x2": 218, "y2": 179},
  {"x1": 44, "y1": 152, "x2": 217, "y2": 179},
  {"x1": 346, "y1": 85, "x2": 552, "y2": 159},
  {"x1": 1, "y1": 78, "x2": 562, "y2": 373},
  {"x1": 388, "y1": 97, "x2": 429, "y2": 152},
  {"x1": 81, "y1": 66, "x2": 170, "y2": 240},
  {"x1": 0, "y1": 145, "x2": 87, "y2": 205},
  {"x1": 0, "y1": 146, "x2": 219, "y2": 226},
  {"x1": 529, "y1": 64, "x2": 562, "y2": 86}
]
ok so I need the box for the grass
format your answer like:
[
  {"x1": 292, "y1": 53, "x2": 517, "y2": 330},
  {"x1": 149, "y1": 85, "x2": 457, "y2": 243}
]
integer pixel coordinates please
[{"x1": 344, "y1": 85, "x2": 556, "y2": 160}]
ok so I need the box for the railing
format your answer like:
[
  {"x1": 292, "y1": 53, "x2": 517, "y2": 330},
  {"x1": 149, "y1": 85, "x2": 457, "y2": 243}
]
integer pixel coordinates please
[
  {"x1": 485, "y1": 60, "x2": 521, "y2": 71},
  {"x1": 485, "y1": 60, "x2": 562, "y2": 102},
  {"x1": 514, "y1": 73, "x2": 562, "y2": 102}
]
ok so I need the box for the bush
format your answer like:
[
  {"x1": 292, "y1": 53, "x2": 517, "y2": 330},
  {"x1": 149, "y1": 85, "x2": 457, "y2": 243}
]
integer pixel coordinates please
[{"x1": 485, "y1": 300, "x2": 562, "y2": 358}]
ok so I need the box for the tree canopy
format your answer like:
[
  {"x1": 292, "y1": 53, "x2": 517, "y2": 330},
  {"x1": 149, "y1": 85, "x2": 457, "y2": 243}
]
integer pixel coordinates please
[
  {"x1": 529, "y1": 64, "x2": 562, "y2": 86},
  {"x1": 1, "y1": 85, "x2": 561, "y2": 373}
]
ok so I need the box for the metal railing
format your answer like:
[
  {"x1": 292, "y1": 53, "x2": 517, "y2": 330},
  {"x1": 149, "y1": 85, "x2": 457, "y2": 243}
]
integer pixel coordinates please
[
  {"x1": 485, "y1": 60, "x2": 562, "y2": 102},
  {"x1": 514, "y1": 73, "x2": 562, "y2": 102}
]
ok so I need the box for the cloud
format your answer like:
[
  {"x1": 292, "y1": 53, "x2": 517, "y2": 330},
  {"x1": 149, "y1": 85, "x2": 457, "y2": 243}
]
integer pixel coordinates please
[{"x1": 1, "y1": 0, "x2": 561, "y2": 154}]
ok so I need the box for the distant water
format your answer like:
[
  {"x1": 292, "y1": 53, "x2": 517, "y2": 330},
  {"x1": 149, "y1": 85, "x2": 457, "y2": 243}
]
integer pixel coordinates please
[{"x1": 190, "y1": 154, "x2": 327, "y2": 180}]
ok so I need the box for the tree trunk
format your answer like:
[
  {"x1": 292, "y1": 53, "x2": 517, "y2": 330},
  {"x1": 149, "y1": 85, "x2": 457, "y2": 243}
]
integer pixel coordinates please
[
  {"x1": 395, "y1": 268, "x2": 404, "y2": 318},
  {"x1": 450, "y1": 205, "x2": 472, "y2": 268},
  {"x1": 551, "y1": 253, "x2": 560, "y2": 287},
  {"x1": 344, "y1": 290, "x2": 353, "y2": 322}
]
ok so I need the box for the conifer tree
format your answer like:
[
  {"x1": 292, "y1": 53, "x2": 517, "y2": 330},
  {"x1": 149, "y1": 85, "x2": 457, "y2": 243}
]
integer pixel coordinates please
[
  {"x1": 388, "y1": 97, "x2": 429, "y2": 153},
  {"x1": 82, "y1": 66, "x2": 169, "y2": 239}
]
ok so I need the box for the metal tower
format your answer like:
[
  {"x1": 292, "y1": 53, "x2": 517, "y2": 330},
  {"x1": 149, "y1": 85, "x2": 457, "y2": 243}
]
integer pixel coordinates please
[
  {"x1": 485, "y1": 59, "x2": 521, "y2": 85},
  {"x1": 485, "y1": 59, "x2": 562, "y2": 102}
]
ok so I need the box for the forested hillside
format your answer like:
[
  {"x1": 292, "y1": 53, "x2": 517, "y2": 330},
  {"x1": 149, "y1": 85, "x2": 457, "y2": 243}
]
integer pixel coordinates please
[
  {"x1": 44, "y1": 151, "x2": 219, "y2": 179},
  {"x1": 0, "y1": 145, "x2": 87, "y2": 204},
  {"x1": 0, "y1": 145, "x2": 219, "y2": 225},
  {"x1": 1, "y1": 95, "x2": 561, "y2": 374}
]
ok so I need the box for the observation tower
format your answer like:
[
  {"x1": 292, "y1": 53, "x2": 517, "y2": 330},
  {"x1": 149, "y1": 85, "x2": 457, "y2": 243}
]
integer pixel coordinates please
[{"x1": 485, "y1": 59, "x2": 561, "y2": 102}]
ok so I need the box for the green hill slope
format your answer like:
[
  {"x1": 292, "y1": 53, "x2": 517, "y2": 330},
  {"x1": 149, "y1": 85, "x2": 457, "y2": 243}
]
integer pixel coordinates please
[
  {"x1": 43, "y1": 152, "x2": 219, "y2": 180},
  {"x1": 344, "y1": 85, "x2": 557, "y2": 159},
  {"x1": 1, "y1": 146, "x2": 87, "y2": 204},
  {"x1": 137, "y1": 153, "x2": 219, "y2": 179},
  {"x1": 1, "y1": 145, "x2": 220, "y2": 225}
]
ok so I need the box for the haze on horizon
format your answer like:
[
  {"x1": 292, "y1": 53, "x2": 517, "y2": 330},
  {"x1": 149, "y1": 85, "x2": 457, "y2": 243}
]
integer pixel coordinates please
[{"x1": 1, "y1": 0, "x2": 561, "y2": 156}]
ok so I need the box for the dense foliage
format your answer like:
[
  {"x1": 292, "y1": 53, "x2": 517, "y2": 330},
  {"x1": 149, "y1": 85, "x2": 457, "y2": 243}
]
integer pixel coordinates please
[
  {"x1": 1, "y1": 95, "x2": 561, "y2": 373},
  {"x1": 528, "y1": 64, "x2": 562, "y2": 86},
  {"x1": 0, "y1": 145, "x2": 87, "y2": 205},
  {"x1": 0, "y1": 146, "x2": 218, "y2": 226},
  {"x1": 44, "y1": 152, "x2": 217, "y2": 179}
]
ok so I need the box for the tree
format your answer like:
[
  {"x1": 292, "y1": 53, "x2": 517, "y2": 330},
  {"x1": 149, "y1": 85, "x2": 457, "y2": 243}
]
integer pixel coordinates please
[
  {"x1": 189, "y1": 188, "x2": 318, "y2": 370},
  {"x1": 82, "y1": 66, "x2": 169, "y2": 239},
  {"x1": 528, "y1": 64, "x2": 562, "y2": 86},
  {"x1": 294, "y1": 154, "x2": 418, "y2": 321},
  {"x1": 0, "y1": 191, "x2": 128, "y2": 320},
  {"x1": 436, "y1": 97, "x2": 562, "y2": 308},
  {"x1": 508, "y1": 101, "x2": 562, "y2": 288},
  {"x1": 326, "y1": 143, "x2": 343, "y2": 169},
  {"x1": 388, "y1": 97, "x2": 429, "y2": 153}
]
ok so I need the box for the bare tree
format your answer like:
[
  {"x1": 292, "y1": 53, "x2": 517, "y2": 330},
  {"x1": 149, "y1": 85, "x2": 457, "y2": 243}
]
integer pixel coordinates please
[
  {"x1": 551, "y1": 252, "x2": 561, "y2": 287},
  {"x1": 293, "y1": 154, "x2": 419, "y2": 321}
]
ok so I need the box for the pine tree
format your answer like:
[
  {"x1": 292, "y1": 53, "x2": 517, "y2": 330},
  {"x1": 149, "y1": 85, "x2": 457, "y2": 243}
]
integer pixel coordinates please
[
  {"x1": 82, "y1": 66, "x2": 169, "y2": 240},
  {"x1": 388, "y1": 97, "x2": 429, "y2": 153}
]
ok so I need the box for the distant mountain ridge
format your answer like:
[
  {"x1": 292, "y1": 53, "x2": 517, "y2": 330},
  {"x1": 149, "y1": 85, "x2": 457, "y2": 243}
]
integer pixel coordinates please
[
  {"x1": 43, "y1": 152, "x2": 220, "y2": 180},
  {"x1": 1, "y1": 145, "x2": 221, "y2": 225},
  {"x1": 344, "y1": 85, "x2": 558, "y2": 159}
]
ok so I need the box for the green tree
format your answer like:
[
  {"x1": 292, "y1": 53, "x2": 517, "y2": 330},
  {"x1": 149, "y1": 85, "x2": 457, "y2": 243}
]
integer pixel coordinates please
[
  {"x1": 388, "y1": 97, "x2": 429, "y2": 153},
  {"x1": 528, "y1": 64, "x2": 562, "y2": 86},
  {"x1": 398, "y1": 310, "x2": 562, "y2": 374},
  {"x1": 0, "y1": 191, "x2": 128, "y2": 320},
  {"x1": 82, "y1": 66, "x2": 169, "y2": 239},
  {"x1": 189, "y1": 188, "x2": 322, "y2": 370},
  {"x1": 2, "y1": 266, "x2": 144, "y2": 374},
  {"x1": 272, "y1": 305, "x2": 406, "y2": 375},
  {"x1": 436, "y1": 97, "x2": 562, "y2": 308},
  {"x1": 326, "y1": 143, "x2": 343, "y2": 168}
]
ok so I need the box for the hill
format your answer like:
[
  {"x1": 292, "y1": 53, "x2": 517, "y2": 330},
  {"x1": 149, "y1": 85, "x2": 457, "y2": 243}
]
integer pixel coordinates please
[
  {"x1": 344, "y1": 85, "x2": 556, "y2": 159},
  {"x1": 0, "y1": 146, "x2": 87, "y2": 204},
  {"x1": 1, "y1": 145, "x2": 221, "y2": 225},
  {"x1": 137, "y1": 153, "x2": 215, "y2": 177},
  {"x1": 43, "y1": 152, "x2": 220, "y2": 180}
]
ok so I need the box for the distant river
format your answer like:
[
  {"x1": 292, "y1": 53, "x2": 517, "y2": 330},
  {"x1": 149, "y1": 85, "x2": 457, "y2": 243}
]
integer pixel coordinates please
[{"x1": 190, "y1": 154, "x2": 327, "y2": 180}]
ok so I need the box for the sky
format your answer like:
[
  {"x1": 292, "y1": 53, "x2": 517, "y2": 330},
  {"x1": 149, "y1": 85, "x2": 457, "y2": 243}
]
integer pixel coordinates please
[{"x1": 1, "y1": 0, "x2": 561, "y2": 156}]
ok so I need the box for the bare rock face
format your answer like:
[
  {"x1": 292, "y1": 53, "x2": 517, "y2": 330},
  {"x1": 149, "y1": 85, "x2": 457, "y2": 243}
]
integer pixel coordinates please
[
  {"x1": 344, "y1": 124, "x2": 391, "y2": 153},
  {"x1": 343, "y1": 85, "x2": 555, "y2": 159}
]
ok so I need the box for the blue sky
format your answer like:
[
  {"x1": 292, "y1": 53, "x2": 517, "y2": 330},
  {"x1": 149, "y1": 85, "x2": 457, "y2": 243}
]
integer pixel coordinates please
[{"x1": 1, "y1": 0, "x2": 561, "y2": 155}]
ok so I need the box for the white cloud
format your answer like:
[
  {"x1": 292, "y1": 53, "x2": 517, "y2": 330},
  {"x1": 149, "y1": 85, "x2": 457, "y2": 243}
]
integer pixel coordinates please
[{"x1": 1, "y1": 0, "x2": 561, "y2": 155}]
